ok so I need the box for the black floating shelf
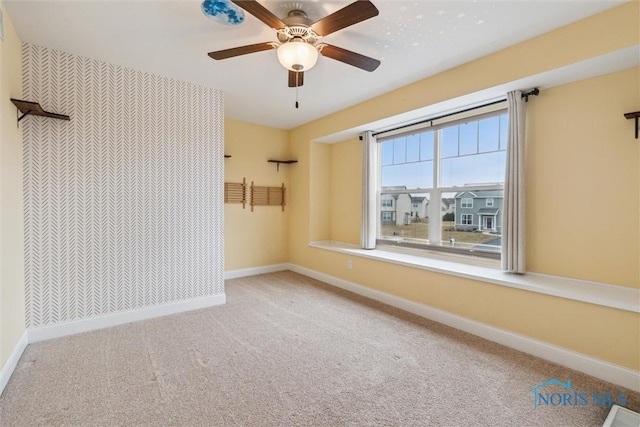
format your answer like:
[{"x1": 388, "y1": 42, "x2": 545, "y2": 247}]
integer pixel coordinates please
[
  {"x1": 624, "y1": 111, "x2": 640, "y2": 139},
  {"x1": 224, "y1": 154, "x2": 231, "y2": 158},
  {"x1": 268, "y1": 159, "x2": 298, "y2": 172},
  {"x1": 10, "y1": 99, "x2": 70, "y2": 126}
]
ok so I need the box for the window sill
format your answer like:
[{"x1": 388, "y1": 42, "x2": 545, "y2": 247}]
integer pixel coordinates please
[{"x1": 308, "y1": 240, "x2": 639, "y2": 313}]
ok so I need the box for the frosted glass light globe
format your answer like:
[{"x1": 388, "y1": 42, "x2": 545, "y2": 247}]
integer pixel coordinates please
[{"x1": 277, "y1": 40, "x2": 318, "y2": 71}]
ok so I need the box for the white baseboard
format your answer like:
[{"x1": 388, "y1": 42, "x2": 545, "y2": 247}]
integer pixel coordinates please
[
  {"x1": 1, "y1": 294, "x2": 226, "y2": 395},
  {"x1": 0, "y1": 330, "x2": 28, "y2": 397},
  {"x1": 288, "y1": 264, "x2": 640, "y2": 393},
  {"x1": 225, "y1": 264, "x2": 289, "y2": 280},
  {"x1": 28, "y1": 293, "x2": 226, "y2": 343}
]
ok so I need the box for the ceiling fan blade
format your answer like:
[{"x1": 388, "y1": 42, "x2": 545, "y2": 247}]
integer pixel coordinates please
[
  {"x1": 208, "y1": 42, "x2": 276, "y2": 60},
  {"x1": 311, "y1": 0, "x2": 379, "y2": 36},
  {"x1": 319, "y1": 44, "x2": 380, "y2": 72},
  {"x1": 231, "y1": 0, "x2": 286, "y2": 30},
  {"x1": 288, "y1": 70, "x2": 304, "y2": 87}
]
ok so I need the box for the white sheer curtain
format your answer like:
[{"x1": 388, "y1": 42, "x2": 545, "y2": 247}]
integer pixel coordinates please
[
  {"x1": 361, "y1": 131, "x2": 377, "y2": 249},
  {"x1": 502, "y1": 90, "x2": 526, "y2": 273}
]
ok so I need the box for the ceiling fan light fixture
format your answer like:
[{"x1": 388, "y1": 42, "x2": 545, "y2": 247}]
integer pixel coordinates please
[{"x1": 277, "y1": 39, "x2": 318, "y2": 72}]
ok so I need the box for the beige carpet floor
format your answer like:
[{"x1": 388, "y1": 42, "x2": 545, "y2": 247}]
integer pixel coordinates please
[{"x1": 1, "y1": 271, "x2": 638, "y2": 426}]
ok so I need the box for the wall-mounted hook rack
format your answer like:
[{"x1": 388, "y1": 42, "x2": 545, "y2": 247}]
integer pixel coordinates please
[
  {"x1": 624, "y1": 111, "x2": 640, "y2": 139},
  {"x1": 10, "y1": 99, "x2": 70, "y2": 128},
  {"x1": 250, "y1": 182, "x2": 286, "y2": 212},
  {"x1": 224, "y1": 178, "x2": 247, "y2": 208},
  {"x1": 268, "y1": 159, "x2": 298, "y2": 172}
]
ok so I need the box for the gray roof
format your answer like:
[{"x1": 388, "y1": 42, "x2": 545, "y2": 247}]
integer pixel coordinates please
[
  {"x1": 455, "y1": 190, "x2": 503, "y2": 199},
  {"x1": 476, "y1": 208, "x2": 500, "y2": 215}
]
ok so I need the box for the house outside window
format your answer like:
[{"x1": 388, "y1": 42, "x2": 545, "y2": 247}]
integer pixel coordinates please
[
  {"x1": 380, "y1": 186, "x2": 416, "y2": 227},
  {"x1": 377, "y1": 110, "x2": 507, "y2": 257},
  {"x1": 454, "y1": 191, "x2": 503, "y2": 233}
]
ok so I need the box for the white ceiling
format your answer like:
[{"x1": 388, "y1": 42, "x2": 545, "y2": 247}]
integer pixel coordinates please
[{"x1": 4, "y1": 0, "x2": 625, "y2": 129}]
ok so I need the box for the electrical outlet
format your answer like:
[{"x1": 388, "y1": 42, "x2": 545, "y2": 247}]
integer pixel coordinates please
[{"x1": 347, "y1": 260, "x2": 353, "y2": 270}]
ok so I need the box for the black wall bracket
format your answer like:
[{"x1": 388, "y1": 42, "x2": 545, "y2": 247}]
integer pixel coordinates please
[
  {"x1": 624, "y1": 111, "x2": 640, "y2": 139},
  {"x1": 522, "y1": 88, "x2": 540, "y2": 102},
  {"x1": 268, "y1": 160, "x2": 298, "y2": 172},
  {"x1": 10, "y1": 99, "x2": 70, "y2": 128}
]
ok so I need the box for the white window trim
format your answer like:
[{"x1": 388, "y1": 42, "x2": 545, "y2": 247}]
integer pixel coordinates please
[
  {"x1": 461, "y1": 198, "x2": 473, "y2": 208},
  {"x1": 486, "y1": 198, "x2": 494, "y2": 207},
  {"x1": 308, "y1": 240, "x2": 639, "y2": 313}
]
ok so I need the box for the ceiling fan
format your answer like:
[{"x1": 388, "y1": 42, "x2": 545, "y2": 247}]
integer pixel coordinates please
[{"x1": 207, "y1": 0, "x2": 381, "y2": 89}]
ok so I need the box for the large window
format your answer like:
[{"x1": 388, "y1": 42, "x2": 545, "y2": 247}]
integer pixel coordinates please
[{"x1": 377, "y1": 111, "x2": 507, "y2": 257}]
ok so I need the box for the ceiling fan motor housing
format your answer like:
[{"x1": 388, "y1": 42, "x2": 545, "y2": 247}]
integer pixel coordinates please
[
  {"x1": 277, "y1": 10, "x2": 319, "y2": 44},
  {"x1": 283, "y1": 10, "x2": 313, "y2": 28}
]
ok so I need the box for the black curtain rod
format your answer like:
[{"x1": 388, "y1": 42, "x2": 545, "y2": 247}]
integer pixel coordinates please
[{"x1": 372, "y1": 88, "x2": 539, "y2": 137}]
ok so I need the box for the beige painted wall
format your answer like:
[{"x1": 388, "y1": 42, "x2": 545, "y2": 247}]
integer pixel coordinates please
[
  {"x1": 224, "y1": 119, "x2": 290, "y2": 271},
  {"x1": 309, "y1": 142, "x2": 330, "y2": 242},
  {"x1": 288, "y1": 3, "x2": 640, "y2": 370},
  {"x1": 0, "y1": 4, "x2": 26, "y2": 367},
  {"x1": 526, "y1": 68, "x2": 639, "y2": 285},
  {"x1": 330, "y1": 138, "x2": 362, "y2": 245}
]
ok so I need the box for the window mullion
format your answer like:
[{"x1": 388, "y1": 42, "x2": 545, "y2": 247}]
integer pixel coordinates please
[
  {"x1": 376, "y1": 142, "x2": 382, "y2": 239},
  {"x1": 430, "y1": 130, "x2": 441, "y2": 245},
  {"x1": 429, "y1": 189, "x2": 441, "y2": 245},
  {"x1": 434, "y1": 129, "x2": 441, "y2": 190}
]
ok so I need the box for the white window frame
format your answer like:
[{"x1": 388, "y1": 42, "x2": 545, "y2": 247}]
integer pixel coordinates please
[
  {"x1": 381, "y1": 199, "x2": 393, "y2": 208},
  {"x1": 461, "y1": 198, "x2": 473, "y2": 209},
  {"x1": 374, "y1": 109, "x2": 507, "y2": 259},
  {"x1": 486, "y1": 198, "x2": 494, "y2": 207},
  {"x1": 461, "y1": 214, "x2": 473, "y2": 225}
]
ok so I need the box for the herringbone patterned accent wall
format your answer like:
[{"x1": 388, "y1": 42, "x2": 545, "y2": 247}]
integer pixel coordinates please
[{"x1": 22, "y1": 44, "x2": 225, "y2": 328}]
